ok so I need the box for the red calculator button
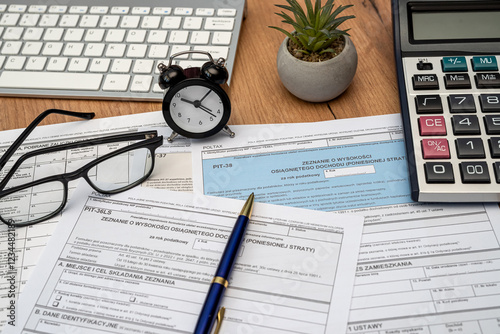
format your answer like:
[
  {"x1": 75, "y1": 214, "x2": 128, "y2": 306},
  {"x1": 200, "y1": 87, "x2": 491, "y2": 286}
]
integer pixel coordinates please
[
  {"x1": 422, "y1": 138, "x2": 450, "y2": 159},
  {"x1": 419, "y1": 116, "x2": 447, "y2": 135}
]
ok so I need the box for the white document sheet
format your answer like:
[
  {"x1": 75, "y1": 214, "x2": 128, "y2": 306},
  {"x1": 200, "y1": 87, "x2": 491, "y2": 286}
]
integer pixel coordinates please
[
  {"x1": 6, "y1": 184, "x2": 363, "y2": 333},
  {"x1": 190, "y1": 114, "x2": 500, "y2": 333},
  {"x1": 0, "y1": 111, "x2": 192, "y2": 329}
]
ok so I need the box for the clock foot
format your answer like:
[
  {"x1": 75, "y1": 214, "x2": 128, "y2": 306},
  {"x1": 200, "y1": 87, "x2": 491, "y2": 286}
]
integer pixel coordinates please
[
  {"x1": 223, "y1": 125, "x2": 235, "y2": 138},
  {"x1": 167, "y1": 131, "x2": 179, "y2": 143}
]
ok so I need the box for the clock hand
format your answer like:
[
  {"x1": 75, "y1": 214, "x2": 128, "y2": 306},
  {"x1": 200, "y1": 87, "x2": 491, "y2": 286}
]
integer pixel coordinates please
[
  {"x1": 199, "y1": 105, "x2": 217, "y2": 118},
  {"x1": 180, "y1": 98, "x2": 196, "y2": 105},
  {"x1": 199, "y1": 90, "x2": 212, "y2": 103}
]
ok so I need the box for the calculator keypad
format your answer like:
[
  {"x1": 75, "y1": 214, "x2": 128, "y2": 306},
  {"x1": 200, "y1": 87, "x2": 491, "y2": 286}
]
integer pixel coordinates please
[{"x1": 403, "y1": 55, "x2": 500, "y2": 201}]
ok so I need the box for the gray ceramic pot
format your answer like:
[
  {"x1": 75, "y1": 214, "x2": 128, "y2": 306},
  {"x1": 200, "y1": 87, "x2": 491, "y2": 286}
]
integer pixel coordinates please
[{"x1": 277, "y1": 35, "x2": 358, "y2": 102}]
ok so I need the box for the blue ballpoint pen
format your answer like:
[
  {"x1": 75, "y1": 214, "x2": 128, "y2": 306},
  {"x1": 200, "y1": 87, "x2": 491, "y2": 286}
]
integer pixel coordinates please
[{"x1": 193, "y1": 193, "x2": 255, "y2": 334}]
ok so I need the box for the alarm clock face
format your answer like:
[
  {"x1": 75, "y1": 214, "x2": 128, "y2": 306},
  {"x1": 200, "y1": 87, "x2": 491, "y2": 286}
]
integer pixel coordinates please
[{"x1": 162, "y1": 78, "x2": 231, "y2": 139}]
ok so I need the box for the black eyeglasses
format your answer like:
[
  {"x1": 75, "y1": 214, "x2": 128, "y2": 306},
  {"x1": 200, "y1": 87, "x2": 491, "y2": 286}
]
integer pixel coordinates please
[{"x1": 0, "y1": 109, "x2": 163, "y2": 227}]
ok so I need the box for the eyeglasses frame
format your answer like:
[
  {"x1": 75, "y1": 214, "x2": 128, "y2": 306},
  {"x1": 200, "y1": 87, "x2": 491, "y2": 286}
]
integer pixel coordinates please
[{"x1": 0, "y1": 109, "x2": 164, "y2": 227}]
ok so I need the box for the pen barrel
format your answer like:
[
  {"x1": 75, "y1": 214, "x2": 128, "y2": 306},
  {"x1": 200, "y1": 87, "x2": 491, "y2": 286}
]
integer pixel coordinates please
[
  {"x1": 193, "y1": 282, "x2": 226, "y2": 334},
  {"x1": 215, "y1": 215, "x2": 249, "y2": 278},
  {"x1": 193, "y1": 214, "x2": 250, "y2": 334}
]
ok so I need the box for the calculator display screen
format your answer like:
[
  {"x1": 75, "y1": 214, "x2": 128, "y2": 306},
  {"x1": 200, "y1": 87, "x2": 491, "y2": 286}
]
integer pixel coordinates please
[{"x1": 412, "y1": 11, "x2": 500, "y2": 41}]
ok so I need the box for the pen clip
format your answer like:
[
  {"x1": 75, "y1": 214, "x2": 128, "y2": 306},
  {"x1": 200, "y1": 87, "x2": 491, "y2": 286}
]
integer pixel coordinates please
[{"x1": 213, "y1": 306, "x2": 225, "y2": 334}]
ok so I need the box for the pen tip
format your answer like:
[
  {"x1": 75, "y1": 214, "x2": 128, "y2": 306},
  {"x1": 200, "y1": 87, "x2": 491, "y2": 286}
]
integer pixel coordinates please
[{"x1": 240, "y1": 193, "x2": 254, "y2": 217}]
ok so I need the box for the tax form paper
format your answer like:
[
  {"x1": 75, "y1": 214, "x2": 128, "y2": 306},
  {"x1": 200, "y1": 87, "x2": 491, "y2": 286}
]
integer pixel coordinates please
[{"x1": 5, "y1": 184, "x2": 363, "y2": 333}]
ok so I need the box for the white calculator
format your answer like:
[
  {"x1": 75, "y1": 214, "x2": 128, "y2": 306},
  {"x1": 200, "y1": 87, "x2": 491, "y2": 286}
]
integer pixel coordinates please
[{"x1": 392, "y1": 0, "x2": 500, "y2": 202}]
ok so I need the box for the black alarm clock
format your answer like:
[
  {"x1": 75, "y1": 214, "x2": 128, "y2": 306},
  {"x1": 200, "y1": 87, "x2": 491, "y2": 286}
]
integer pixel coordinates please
[{"x1": 158, "y1": 51, "x2": 235, "y2": 142}]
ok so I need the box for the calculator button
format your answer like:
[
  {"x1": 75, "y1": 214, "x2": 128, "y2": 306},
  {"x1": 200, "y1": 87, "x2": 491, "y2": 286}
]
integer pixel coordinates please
[
  {"x1": 452, "y1": 115, "x2": 480, "y2": 135},
  {"x1": 479, "y1": 94, "x2": 500, "y2": 112},
  {"x1": 415, "y1": 95, "x2": 443, "y2": 113},
  {"x1": 484, "y1": 115, "x2": 500, "y2": 134},
  {"x1": 471, "y1": 56, "x2": 498, "y2": 71},
  {"x1": 494, "y1": 162, "x2": 500, "y2": 183},
  {"x1": 460, "y1": 162, "x2": 490, "y2": 183},
  {"x1": 412, "y1": 74, "x2": 439, "y2": 90},
  {"x1": 422, "y1": 138, "x2": 450, "y2": 159},
  {"x1": 444, "y1": 73, "x2": 471, "y2": 89},
  {"x1": 456, "y1": 138, "x2": 485, "y2": 158},
  {"x1": 424, "y1": 162, "x2": 454, "y2": 183},
  {"x1": 442, "y1": 57, "x2": 467, "y2": 72},
  {"x1": 448, "y1": 94, "x2": 476, "y2": 113},
  {"x1": 419, "y1": 116, "x2": 446, "y2": 135},
  {"x1": 488, "y1": 137, "x2": 500, "y2": 158},
  {"x1": 417, "y1": 60, "x2": 432, "y2": 70},
  {"x1": 475, "y1": 73, "x2": 500, "y2": 88}
]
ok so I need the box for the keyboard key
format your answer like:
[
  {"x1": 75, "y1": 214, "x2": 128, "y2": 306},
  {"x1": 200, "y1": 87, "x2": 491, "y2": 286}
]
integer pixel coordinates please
[
  {"x1": 0, "y1": 71, "x2": 103, "y2": 90},
  {"x1": 460, "y1": 162, "x2": 490, "y2": 183},
  {"x1": 475, "y1": 73, "x2": 500, "y2": 88},
  {"x1": 133, "y1": 59, "x2": 154, "y2": 73},
  {"x1": 106, "y1": 29, "x2": 126, "y2": 43},
  {"x1": 419, "y1": 116, "x2": 446, "y2": 136},
  {"x1": 183, "y1": 17, "x2": 203, "y2": 30},
  {"x1": 441, "y1": 56, "x2": 467, "y2": 72},
  {"x1": 130, "y1": 75, "x2": 152, "y2": 92},
  {"x1": 213, "y1": 32, "x2": 232, "y2": 45},
  {"x1": 111, "y1": 7, "x2": 129, "y2": 15},
  {"x1": 84, "y1": 43, "x2": 105, "y2": 57},
  {"x1": 148, "y1": 45, "x2": 169, "y2": 58},
  {"x1": 4, "y1": 56, "x2": 25, "y2": 69},
  {"x1": 111, "y1": 59, "x2": 132, "y2": 73},
  {"x1": 42, "y1": 42, "x2": 63, "y2": 56},
  {"x1": 456, "y1": 138, "x2": 485, "y2": 158},
  {"x1": 25, "y1": 56, "x2": 46, "y2": 70},
  {"x1": 204, "y1": 17, "x2": 235, "y2": 31},
  {"x1": 2, "y1": 41, "x2": 22, "y2": 54},
  {"x1": 448, "y1": 94, "x2": 476, "y2": 113},
  {"x1": 8, "y1": 4, "x2": 27, "y2": 13},
  {"x1": 193, "y1": 46, "x2": 228, "y2": 60},
  {"x1": 422, "y1": 138, "x2": 450, "y2": 159},
  {"x1": 67, "y1": 58, "x2": 89, "y2": 72},
  {"x1": 126, "y1": 30, "x2": 146, "y2": 43},
  {"x1": 168, "y1": 30, "x2": 188, "y2": 44},
  {"x1": 90, "y1": 6, "x2": 108, "y2": 14},
  {"x1": 217, "y1": 8, "x2": 237, "y2": 17},
  {"x1": 484, "y1": 115, "x2": 500, "y2": 134},
  {"x1": 63, "y1": 42, "x2": 84, "y2": 56},
  {"x1": 89, "y1": 58, "x2": 110, "y2": 72},
  {"x1": 444, "y1": 73, "x2": 471, "y2": 89},
  {"x1": 196, "y1": 8, "x2": 214, "y2": 16},
  {"x1": 489, "y1": 137, "x2": 500, "y2": 158},
  {"x1": 415, "y1": 95, "x2": 442, "y2": 113},
  {"x1": 49, "y1": 6, "x2": 67, "y2": 14},
  {"x1": 100, "y1": 15, "x2": 120, "y2": 28},
  {"x1": 0, "y1": 13, "x2": 20, "y2": 26},
  {"x1": 127, "y1": 44, "x2": 147, "y2": 58},
  {"x1": 59, "y1": 14, "x2": 79, "y2": 27},
  {"x1": 153, "y1": 7, "x2": 171, "y2": 15},
  {"x1": 19, "y1": 14, "x2": 40, "y2": 26},
  {"x1": 147, "y1": 30, "x2": 167, "y2": 44},
  {"x1": 85, "y1": 29, "x2": 105, "y2": 42},
  {"x1": 39, "y1": 14, "x2": 59, "y2": 27},
  {"x1": 64, "y1": 29, "x2": 85, "y2": 42},
  {"x1": 425, "y1": 162, "x2": 454, "y2": 183},
  {"x1": 412, "y1": 74, "x2": 439, "y2": 90},
  {"x1": 105, "y1": 44, "x2": 126, "y2": 57},
  {"x1": 174, "y1": 7, "x2": 193, "y2": 16},
  {"x1": 80, "y1": 15, "x2": 99, "y2": 28},
  {"x1": 141, "y1": 16, "x2": 161, "y2": 29},
  {"x1": 452, "y1": 115, "x2": 480, "y2": 135},
  {"x1": 132, "y1": 7, "x2": 150, "y2": 15},
  {"x1": 479, "y1": 94, "x2": 500, "y2": 112},
  {"x1": 3, "y1": 27, "x2": 23, "y2": 40},
  {"x1": 69, "y1": 6, "x2": 88, "y2": 14},
  {"x1": 121, "y1": 16, "x2": 140, "y2": 28},
  {"x1": 103, "y1": 74, "x2": 130, "y2": 91},
  {"x1": 21, "y1": 42, "x2": 43, "y2": 55},
  {"x1": 44, "y1": 28, "x2": 64, "y2": 41},
  {"x1": 46, "y1": 57, "x2": 68, "y2": 71},
  {"x1": 162, "y1": 16, "x2": 181, "y2": 29},
  {"x1": 472, "y1": 56, "x2": 498, "y2": 71},
  {"x1": 28, "y1": 5, "x2": 47, "y2": 13},
  {"x1": 190, "y1": 31, "x2": 210, "y2": 44}
]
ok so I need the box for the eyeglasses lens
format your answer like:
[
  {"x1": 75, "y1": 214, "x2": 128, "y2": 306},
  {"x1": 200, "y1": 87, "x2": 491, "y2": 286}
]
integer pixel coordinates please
[
  {"x1": 88, "y1": 147, "x2": 153, "y2": 192},
  {"x1": 0, "y1": 181, "x2": 65, "y2": 225}
]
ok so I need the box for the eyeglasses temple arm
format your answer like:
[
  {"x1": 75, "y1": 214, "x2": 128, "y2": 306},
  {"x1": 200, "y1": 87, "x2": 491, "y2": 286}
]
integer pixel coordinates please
[{"x1": 0, "y1": 109, "x2": 95, "y2": 170}]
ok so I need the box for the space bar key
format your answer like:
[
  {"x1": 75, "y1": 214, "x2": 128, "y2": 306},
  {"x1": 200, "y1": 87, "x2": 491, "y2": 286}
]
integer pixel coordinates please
[{"x1": 0, "y1": 72, "x2": 103, "y2": 91}]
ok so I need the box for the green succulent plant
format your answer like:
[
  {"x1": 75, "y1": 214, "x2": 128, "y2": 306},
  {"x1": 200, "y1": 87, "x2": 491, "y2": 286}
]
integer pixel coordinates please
[{"x1": 270, "y1": 0, "x2": 355, "y2": 56}]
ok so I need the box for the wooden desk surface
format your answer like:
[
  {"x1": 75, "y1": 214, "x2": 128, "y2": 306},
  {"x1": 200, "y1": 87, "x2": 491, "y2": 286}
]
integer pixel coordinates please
[{"x1": 0, "y1": 0, "x2": 399, "y2": 132}]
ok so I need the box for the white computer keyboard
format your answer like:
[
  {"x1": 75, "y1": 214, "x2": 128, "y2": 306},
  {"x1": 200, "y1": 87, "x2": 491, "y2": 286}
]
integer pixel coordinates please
[{"x1": 0, "y1": 0, "x2": 246, "y2": 101}]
